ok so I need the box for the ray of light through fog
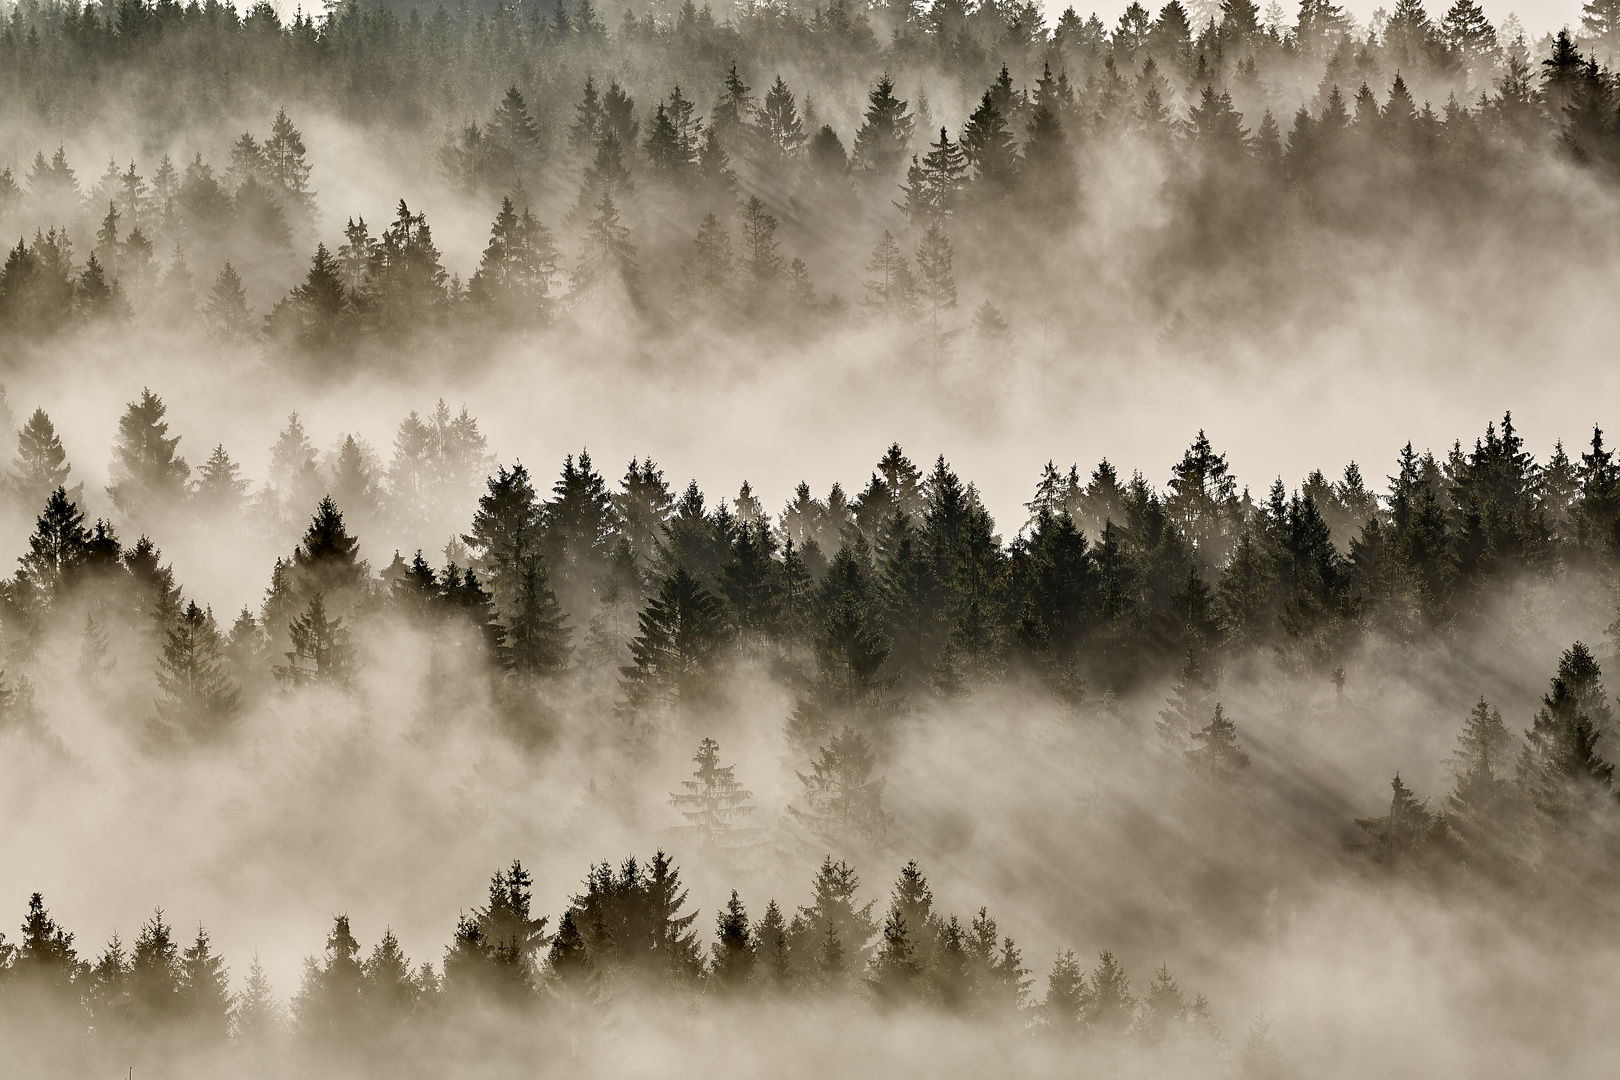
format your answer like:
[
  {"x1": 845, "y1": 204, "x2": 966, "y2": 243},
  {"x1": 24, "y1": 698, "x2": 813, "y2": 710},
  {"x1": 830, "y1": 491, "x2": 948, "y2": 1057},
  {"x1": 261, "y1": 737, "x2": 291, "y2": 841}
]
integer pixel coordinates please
[{"x1": 6, "y1": 1, "x2": 1620, "y2": 1078}]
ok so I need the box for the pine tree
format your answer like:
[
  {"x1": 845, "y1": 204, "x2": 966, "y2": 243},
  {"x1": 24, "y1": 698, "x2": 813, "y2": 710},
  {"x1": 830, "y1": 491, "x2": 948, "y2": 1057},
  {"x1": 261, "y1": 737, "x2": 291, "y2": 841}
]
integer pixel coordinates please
[
  {"x1": 107, "y1": 387, "x2": 189, "y2": 519},
  {"x1": 1084, "y1": 951, "x2": 1137, "y2": 1037},
  {"x1": 709, "y1": 890, "x2": 755, "y2": 991},
  {"x1": 758, "y1": 75, "x2": 807, "y2": 169},
  {"x1": 1157, "y1": 648, "x2": 1213, "y2": 746},
  {"x1": 679, "y1": 212, "x2": 733, "y2": 304},
  {"x1": 150, "y1": 601, "x2": 240, "y2": 745},
  {"x1": 205, "y1": 262, "x2": 255, "y2": 342},
  {"x1": 792, "y1": 856, "x2": 879, "y2": 988},
  {"x1": 194, "y1": 444, "x2": 249, "y2": 513},
  {"x1": 861, "y1": 230, "x2": 916, "y2": 318},
  {"x1": 1519, "y1": 642, "x2": 1616, "y2": 822},
  {"x1": 961, "y1": 90, "x2": 1018, "y2": 196},
  {"x1": 669, "y1": 737, "x2": 765, "y2": 862},
  {"x1": 788, "y1": 724, "x2": 894, "y2": 858},
  {"x1": 177, "y1": 924, "x2": 232, "y2": 1041},
  {"x1": 264, "y1": 108, "x2": 314, "y2": 211},
  {"x1": 852, "y1": 74, "x2": 915, "y2": 175},
  {"x1": 469, "y1": 197, "x2": 560, "y2": 317},
  {"x1": 913, "y1": 221, "x2": 956, "y2": 337},
  {"x1": 711, "y1": 62, "x2": 758, "y2": 153},
  {"x1": 619, "y1": 567, "x2": 730, "y2": 727},
  {"x1": 738, "y1": 195, "x2": 784, "y2": 307},
  {"x1": 1355, "y1": 774, "x2": 1439, "y2": 870},
  {"x1": 294, "y1": 914, "x2": 364, "y2": 1041},
  {"x1": 503, "y1": 554, "x2": 572, "y2": 678},
  {"x1": 231, "y1": 953, "x2": 285, "y2": 1044},
  {"x1": 573, "y1": 190, "x2": 640, "y2": 303},
  {"x1": 1042, "y1": 950, "x2": 1087, "y2": 1034},
  {"x1": 20, "y1": 486, "x2": 90, "y2": 598},
  {"x1": 129, "y1": 908, "x2": 182, "y2": 1025},
  {"x1": 463, "y1": 463, "x2": 544, "y2": 616},
  {"x1": 273, "y1": 593, "x2": 355, "y2": 689},
  {"x1": 11, "y1": 407, "x2": 71, "y2": 511},
  {"x1": 754, "y1": 899, "x2": 792, "y2": 991}
]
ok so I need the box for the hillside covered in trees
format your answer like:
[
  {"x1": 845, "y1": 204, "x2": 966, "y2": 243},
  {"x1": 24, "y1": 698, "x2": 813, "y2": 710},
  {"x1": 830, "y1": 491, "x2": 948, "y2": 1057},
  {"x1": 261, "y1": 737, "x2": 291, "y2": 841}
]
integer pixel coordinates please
[
  {"x1": 1, "y1": 386, "x2": 1620, "y2": 1074},
  {"x1": 3, "y1": 0, "x2": 1620, "y2": 362},
  {"x1": 5, "y1": 0, "x2": 1620, "y2": 1076}
]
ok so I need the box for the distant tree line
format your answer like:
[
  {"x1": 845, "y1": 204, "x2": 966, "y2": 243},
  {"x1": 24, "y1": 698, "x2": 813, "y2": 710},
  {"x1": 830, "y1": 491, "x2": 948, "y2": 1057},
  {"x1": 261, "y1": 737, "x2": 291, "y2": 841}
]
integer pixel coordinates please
[
  {"x1": 0, "y1": 853, "x2": 1290, "y2": 1074},
  {"x1": 4, "y1": 388, "x2": 1620, "y2": 893},
  {"x1": 2, "y1": 2, "x2": 1619, "y2": 349}
]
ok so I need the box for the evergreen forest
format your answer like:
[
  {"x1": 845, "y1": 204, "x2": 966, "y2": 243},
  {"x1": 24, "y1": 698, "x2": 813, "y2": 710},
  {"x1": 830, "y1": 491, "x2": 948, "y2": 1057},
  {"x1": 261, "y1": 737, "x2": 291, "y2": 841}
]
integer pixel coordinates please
[{"x1": 3, "y1": 0, "x2": 1620, "y2": 1076}]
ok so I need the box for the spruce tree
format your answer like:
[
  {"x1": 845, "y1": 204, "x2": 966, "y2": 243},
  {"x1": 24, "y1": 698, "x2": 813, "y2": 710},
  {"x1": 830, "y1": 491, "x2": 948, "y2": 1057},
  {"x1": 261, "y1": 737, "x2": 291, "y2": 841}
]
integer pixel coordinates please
[
  {"x1": 273, "y1": 593, "x2": 355, "y2": 689},
  {"x1": 619, "y1": 567, "x2": 730, "y2": 727},
  {"x1": 231, "y1": 953, "x2": 285, "y2": 1044},
  {"x1": 1185, "y1": 703, "x2": 1250, "y2": 785},
  {"x1": 150, "y1": 601, "x2": 240, "y2": 745},
  {"x1": 788, "y1": 724, "x2": 894, "y2": 859},
  {"x1": 709, "y1": 890, "x2": 755, "y2": 991},
  {"x1": 204, "y1": 262, "x2": 255, "y2": 342},
  {"x1": 852, "y1": 74, "x2": 915, "y2": 176},
  {"x1": 11, "y1": 407, "x2": 71, "y2": 511},
  {"x1": 669, "y1": 737, "x2": 765, "y2": 862},
  {"x1": 129, "y1": 908, "x2": 182, "y2": 1025},
  {"x1": 177, "y1": 924, "x2": 231, "y2": 1041},
  {"x1": 194, "y1": 444, "x2": 249, "y2": 513},
  {"x1": 861, "y1": 230, "x2": 916, "y2": 318},
  {"x1": 20, "y1": 486, "x2": 90, "y2": 598},
  {"x1": 107, "y1": 387, "x2": 189, "y2": 520},
  {"x1": 573, "y1": 190, "x2": 640, "y2": 303}
]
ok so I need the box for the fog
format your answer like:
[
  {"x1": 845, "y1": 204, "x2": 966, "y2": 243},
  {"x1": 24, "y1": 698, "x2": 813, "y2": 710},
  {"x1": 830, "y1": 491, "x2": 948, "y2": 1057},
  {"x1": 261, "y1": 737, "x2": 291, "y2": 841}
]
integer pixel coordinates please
[{"x1": 6, "y1": 1, "x2": 1620, "y2": 1077}]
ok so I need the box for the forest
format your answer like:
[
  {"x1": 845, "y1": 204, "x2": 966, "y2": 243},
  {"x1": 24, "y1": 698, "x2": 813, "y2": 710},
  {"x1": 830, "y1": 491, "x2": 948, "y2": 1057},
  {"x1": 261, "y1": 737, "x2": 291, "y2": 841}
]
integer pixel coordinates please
[{"x1": 4, "y1": 0, "x2": 1620, "y2": 1075}]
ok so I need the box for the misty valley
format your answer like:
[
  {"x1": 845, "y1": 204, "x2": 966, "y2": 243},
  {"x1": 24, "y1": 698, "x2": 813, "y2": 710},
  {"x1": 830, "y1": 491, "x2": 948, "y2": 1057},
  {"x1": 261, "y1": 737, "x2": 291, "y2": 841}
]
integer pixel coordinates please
[{"x1": 5, "y1": 0, "x2": 1620, "y2": 1077}]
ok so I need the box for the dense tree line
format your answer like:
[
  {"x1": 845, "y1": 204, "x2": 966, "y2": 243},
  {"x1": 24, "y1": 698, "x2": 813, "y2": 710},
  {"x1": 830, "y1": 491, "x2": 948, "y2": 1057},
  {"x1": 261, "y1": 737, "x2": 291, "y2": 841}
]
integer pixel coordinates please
[
  {"x1": 0, "y1": 852, "x2": 1287, "y2": 1075},
  {"x1": 4, "y1": 386, "x2": 1620, "y2": 897},
  {"x1": 2, "y1": 1, "x2": 1620, "y2": 350}
]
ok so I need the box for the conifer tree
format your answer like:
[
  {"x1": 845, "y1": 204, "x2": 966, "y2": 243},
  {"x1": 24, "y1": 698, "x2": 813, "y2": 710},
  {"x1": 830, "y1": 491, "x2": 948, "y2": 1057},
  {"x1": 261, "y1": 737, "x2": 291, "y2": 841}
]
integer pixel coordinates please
[
  {"x1": 758, "y1": 76, "x2": 807, "y2": 169},
  {"x1": 1519, "y1": 642, "x2": 1616, "y2": 822},
  {"x1": 177, "y1": 924, "x2": 231, "y2": 1041},
  {"x1": 961, "y1": 90, "x2": 1018, "y2": 195},
  {"x1": 913, "y1": 221, "x2": 956, "y2": 335},
  {"x1": 1157, "y1": 647, "x2": 1213, "y2": 746},
  {"x1": 107, "y1": 387, "x2": 189, "y2": 519},
  {"x1": 1042, "y1": 950, "x2": 1087, "y2": 1034},
  {"x1": 469, "y1": 197, "x2": 560, "y2": 318},
  {"x1": 1084, "y1": 951, "x2": 1137, "y2": 1037},
  {"x1": 273, "y1": 593, "x2": 355, "y2": 689},
  {"x1": 792, "y1": 856, "x2": 879, "y2": 986},
  {"x1": 709, "y1": 890, "x2": 755, "y2": 991},
  {"x1": 11, "y1": 407, "x2": 71, "y2": 510},
  {"x1": 619, "y1": 567, "x2": 730, "y2": 727},
  {"x1": 738, "y1": 195, "x2": 784, "y2": 307},
  {"x1": 573, "y1": 190, "x2": 640, "y2": 304},
  {"x1": 669, "y1": 737, "x2": 765, "y2": 862},
  {"x1": 789, "y1": 724, "x2": 894, "y2": 858},
  {"x1": 861, "y1": 230, "x2": 916, "y2": 318},
  {"x1": 852, "y1": 74, "x2": 915, "y2": 176},
  {"x1": 1185, "y1": 702, "x2": 1250, "y2": 785},
  {"x1": 1355, "y1": 774, "x2": 1440, "y2": 870},
  {"x1": 150, "y1": 601, "x2": 240, "y2": 745},
  {"x1": 129, "y1": 908, "x2": 182, "y2": 1025},
  {"x1": 20, "y1": 486, "x2": 90, "y2": 599},
  {"x1": 205, "y1": 262, "x2": 255, "y2": 342},
  {"x1": 754, "y1": 899, "x2": 792, "y2": 991},
  {"x1": 231, "y1": 953, "x2": 285, "y2": 1044},
  {"x1": 503, "y1": 554, "x2": 572, "y2": 678},
  {"x1": 294, "y1": 914, "x2": 364, "y2": 1041},
  {"x1": 679, "y1": 212, "x2": 733, "y2": 304},
  {"x1": 194, "y1": 444, "x2": 250, "y2": 513}
]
